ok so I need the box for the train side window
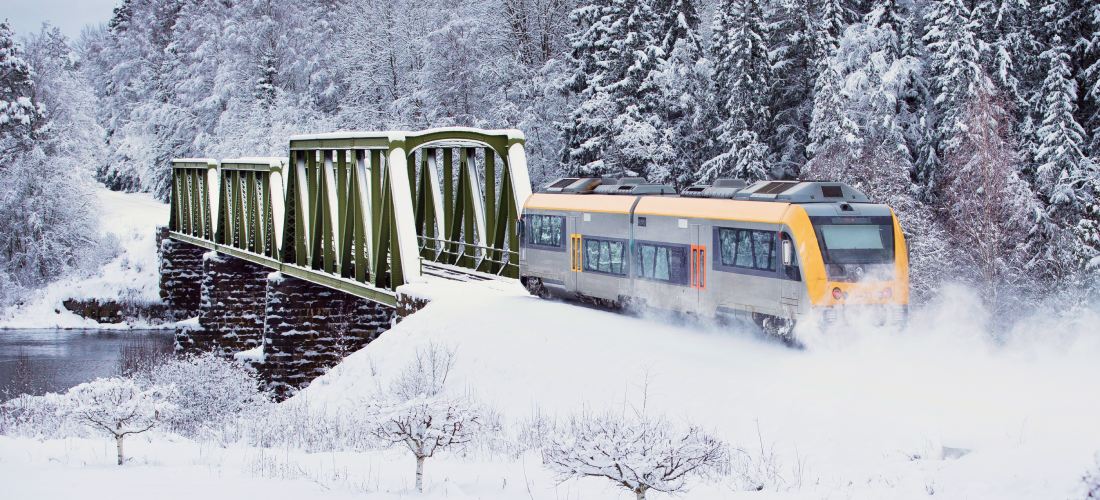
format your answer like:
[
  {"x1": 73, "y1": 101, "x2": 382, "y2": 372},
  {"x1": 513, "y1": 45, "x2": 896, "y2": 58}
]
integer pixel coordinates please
[
  {"x1": 609, "y1": 241, "x2": 624, "y2": 274},
  {"x1": 719, "y1": 229, "x2": 737, "y2": 266},
  {"x1": 636, "y1": 242, "x2": 686, "y2": 284},
  {"x1": 717, "y1": 227, "x2": 777, "y2": 272},
  {"x1": 528, "y1": 215, "x2": 565, "y2": 248},
  {"x1": 735, "y1": 230, "x2": 754, "y2": 267},
  {"x1": 753, "y1": 231, "x2": 775, "y2": 271},
  {"x1": 582, "y1": 237, "x2": 626, "y2": 275}
]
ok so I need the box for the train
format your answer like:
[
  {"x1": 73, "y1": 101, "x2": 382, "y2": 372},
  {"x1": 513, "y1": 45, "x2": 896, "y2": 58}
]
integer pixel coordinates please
[{"x1": 517, "y1": 177, "x2": 910, "y2": 338}]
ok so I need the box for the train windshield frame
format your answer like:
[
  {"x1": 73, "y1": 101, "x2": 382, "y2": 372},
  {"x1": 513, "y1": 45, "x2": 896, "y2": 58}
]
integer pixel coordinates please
[{"x1": 809, "y1": 216, "x2": 895, "y2": 265}]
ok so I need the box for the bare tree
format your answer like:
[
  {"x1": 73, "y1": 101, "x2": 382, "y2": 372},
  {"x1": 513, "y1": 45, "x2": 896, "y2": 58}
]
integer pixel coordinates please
[
  {"x1": 67, "y1": 377, "x2": 176, "y2": 465},
  {"x1": 941, "y1": 77, "x2": 1038, "y2": 327},
  {"x1": 362, "y1": 342, "x2": 482, "y2": 493},
  {"x1": 543, "y1": 405, "x2": 727, "y2": 500}
]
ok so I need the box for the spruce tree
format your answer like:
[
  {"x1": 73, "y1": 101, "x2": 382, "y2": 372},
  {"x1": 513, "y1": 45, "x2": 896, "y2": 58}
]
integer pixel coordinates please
[
  {"x1": 704, "y1": 0, "x2": 772, "y2": 182},
  {"x1": 646, "y1": 0, "x2": 708, "y2": 187},
  {"x1": 0, "y1": 22, "x2": 42, "y2": 144},
  {"x1": 561, "y1": 0, "x2": 663, "y2": 178},
  {"x1": 1035, "y1": 37, "x2": 1091, "y2": 211},
  {"x1": 1079, "y1": 1, "x2": 1100, "y2": 155},
  {"x1": 922, "y1": 0, "x2": 985, "y2": 196}
]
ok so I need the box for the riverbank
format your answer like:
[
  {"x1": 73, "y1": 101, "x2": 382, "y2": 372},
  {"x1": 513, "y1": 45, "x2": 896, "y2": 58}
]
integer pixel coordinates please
[{"x1": 0, "y1": 186, "x2": 179, "y2": 330}]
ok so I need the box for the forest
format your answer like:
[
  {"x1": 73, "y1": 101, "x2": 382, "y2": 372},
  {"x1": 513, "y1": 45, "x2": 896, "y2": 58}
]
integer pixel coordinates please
[{"x1": 1, "y1": 0, "x2": 1099, "y2": 331}]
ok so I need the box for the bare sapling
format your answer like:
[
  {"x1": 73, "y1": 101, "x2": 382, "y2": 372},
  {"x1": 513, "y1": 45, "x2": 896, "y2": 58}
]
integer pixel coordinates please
[
  {"x1": 362, "y1": 342, "x2": 482, "y2": 492},
  {"x1": 67, "y1": 377, "x2": 176, "y2": 465},
  {"x1": 544, "y1": 404, "x2": 727, "y2": 499}
]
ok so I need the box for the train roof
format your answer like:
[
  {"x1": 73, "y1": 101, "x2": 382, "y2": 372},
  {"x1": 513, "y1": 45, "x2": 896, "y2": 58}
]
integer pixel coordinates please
[{"x1": 537, "y1": 177, "x2": 871, "y2": 204}]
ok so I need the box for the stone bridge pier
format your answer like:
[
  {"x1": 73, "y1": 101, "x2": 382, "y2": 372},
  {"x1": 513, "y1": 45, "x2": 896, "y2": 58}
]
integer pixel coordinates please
[
  {"x1": 159, "y1": 231, "x2": 400, "y2": 399},
  {"x1": 156, "y1": 129, "x2": 532, "y2": 398}
]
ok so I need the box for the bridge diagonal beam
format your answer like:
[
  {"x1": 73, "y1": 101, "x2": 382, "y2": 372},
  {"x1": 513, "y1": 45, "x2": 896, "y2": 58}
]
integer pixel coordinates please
[{"x1": 168, "y1": 127, "x2": 529, "y2": 306}]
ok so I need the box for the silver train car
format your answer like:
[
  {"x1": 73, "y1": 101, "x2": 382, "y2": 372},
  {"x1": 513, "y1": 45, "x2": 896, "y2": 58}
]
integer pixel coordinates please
[{"x1": 518, "y1": 177, "x2": 911, "y2": 335}]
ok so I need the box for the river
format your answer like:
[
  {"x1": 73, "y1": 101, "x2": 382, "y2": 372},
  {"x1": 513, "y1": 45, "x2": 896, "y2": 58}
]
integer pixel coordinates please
[{"x1": 0, "y1": 329, "x2": 175, "y2": 398}]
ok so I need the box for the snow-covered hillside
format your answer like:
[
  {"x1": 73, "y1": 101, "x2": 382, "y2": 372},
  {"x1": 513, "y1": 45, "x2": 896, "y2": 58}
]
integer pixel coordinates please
[
  {"x1": 4, "y1": 279, "x2": 1099, "y2": 498},
  {"x1": 295, "y1": 282, "x2": 1100, "y2": 499},
  {"x1": 0, "y1": 186, "x2": 169, "y2": 329}
]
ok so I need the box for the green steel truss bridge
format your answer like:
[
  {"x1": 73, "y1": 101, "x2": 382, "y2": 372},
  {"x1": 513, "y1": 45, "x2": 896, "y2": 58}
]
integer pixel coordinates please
[{"x1": 166, "y1": 128, "x2": 532, "y2": 307}]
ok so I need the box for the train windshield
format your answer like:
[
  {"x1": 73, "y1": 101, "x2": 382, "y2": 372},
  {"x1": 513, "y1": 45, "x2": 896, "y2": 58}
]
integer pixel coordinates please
[{"x1": 810, "y1": 216, "x2": 895, "y2": 281}]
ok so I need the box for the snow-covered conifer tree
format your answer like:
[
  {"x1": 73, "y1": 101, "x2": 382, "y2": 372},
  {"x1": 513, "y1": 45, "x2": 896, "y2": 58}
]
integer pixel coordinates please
[
  {"x1": 644, "y1": 0, "x2": 708, "y2": 187},
  {"x1": 703, "y1": 0, "x2": 772, "y2": 182},
  {"x1": 561, "y1": 0, "x2": 664, "y2": 178},
  {"x1": 922, "y1": 0, "x2": 985, "y2": 197},
  {"x1": 0, "y1": 25, "x2": 106, "y2": 302},
  {"x1": 1035, "y1": 38, "x2": 1091, "y2": 211},
  {"x1": 0, "y1": 22, "x2": 42, "y2": 144}
]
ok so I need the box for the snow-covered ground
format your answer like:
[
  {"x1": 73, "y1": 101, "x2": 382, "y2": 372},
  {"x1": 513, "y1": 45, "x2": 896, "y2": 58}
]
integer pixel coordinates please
[
  {"x1": 0, "y1": 186, "x2": 170, "y2": 329},
  {"x1": 4, "y1": 277, "x2": 1099, "y2": 499}
]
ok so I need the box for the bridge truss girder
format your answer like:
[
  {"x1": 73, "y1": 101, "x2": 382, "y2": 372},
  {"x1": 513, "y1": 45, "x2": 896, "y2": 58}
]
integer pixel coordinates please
[{"x1": 167, "y1": 128, "x2": 530, "y2": 303}]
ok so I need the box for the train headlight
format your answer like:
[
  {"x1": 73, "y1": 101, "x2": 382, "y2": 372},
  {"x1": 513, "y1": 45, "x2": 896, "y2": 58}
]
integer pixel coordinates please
[
  {"x1": 832, "y1": 287, "x2": 843, "y2": 300},
  {"x1": 882, "y1": 287, "x2": 892, "y2": 299}
]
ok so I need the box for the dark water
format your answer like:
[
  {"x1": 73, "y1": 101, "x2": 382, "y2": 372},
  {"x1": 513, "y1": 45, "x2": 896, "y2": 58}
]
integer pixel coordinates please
[{"x1": 0, "y1": 329, "x2": 175, "y2": 397}]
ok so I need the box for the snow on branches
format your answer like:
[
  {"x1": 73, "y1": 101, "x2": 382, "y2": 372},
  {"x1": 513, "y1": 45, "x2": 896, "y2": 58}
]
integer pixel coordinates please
[
  {"x1": 66, "y1": 377, "x2": 176, "y2": 465},
  {"x1": 144, "y1": 352, "x2": 270, "y2": 438},
  {"x1": 543, "y1": 405, "x2": 726, "y2": 500},
  {"x1": 360, "y1": 342, "x2": 483, "y2": 493}
]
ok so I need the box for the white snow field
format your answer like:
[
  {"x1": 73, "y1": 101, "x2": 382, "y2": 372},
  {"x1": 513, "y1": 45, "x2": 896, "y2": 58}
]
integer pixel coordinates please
[
  {"x1": 5, "y1": 276, "x2": 1100, "y2": 499},
  {"x1": 0, "y1": 186, "x2": 169, "y2": 329}
]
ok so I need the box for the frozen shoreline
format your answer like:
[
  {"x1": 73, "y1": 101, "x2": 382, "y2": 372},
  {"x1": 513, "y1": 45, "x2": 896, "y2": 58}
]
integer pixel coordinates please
[{"x1": 0, "y1": 187, "x2": 170, "y2": 330}]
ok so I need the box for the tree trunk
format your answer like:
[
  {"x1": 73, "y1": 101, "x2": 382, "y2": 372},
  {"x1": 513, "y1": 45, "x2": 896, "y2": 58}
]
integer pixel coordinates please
[
  {"x1": 636, "y1": 487, "x2": 647, "y2": 500},
  {"x1": 116, "y1": 434, "x2": 124, "y2": 465},
  {"x1": 416, "y1": 456, "x2": 425, "y2": 492}
]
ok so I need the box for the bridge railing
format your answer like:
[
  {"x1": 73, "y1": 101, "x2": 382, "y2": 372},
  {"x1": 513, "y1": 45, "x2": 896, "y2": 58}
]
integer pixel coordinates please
[
  {"x1": 167, "y1": 128, "x2": 530, "y2": 304},
  {"x1": 214, "y1": 157, "x2": 286, "y2": 259},
  {"x1": 168, "y1": 158, "x2": 217, "y2": 239},
  {"x1": 417, "y1": 235, "x2": 518, "y2": 277}
]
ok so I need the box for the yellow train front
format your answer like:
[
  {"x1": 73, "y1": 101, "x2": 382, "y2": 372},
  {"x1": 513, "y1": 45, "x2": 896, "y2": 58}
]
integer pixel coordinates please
[{"x1": 518, "y1": 178, "x2": 909, "y2": 337}]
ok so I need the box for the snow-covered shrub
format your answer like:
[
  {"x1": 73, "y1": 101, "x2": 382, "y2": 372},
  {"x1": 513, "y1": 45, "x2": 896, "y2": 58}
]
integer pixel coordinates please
[
  {"x1": 728, "y1": 424, "x2": 787, "y2": 491},
  {"x1": 361, "y1": 342, "x2": 484, "y2": 492},
  {"x1": 245, "y1": 396, "x2": 374, "y2": 452},
  {"x1": 0, "y1": 391, "x2": 81, "y2": 438},
  {"x1": 144, "y1": 352, "x2": 270, "y2": 439},
  {"x1": 66, "y1": 377, "x2": 176, "y2": 465},
  {"x1": 543, "y1": 406, "x2": 727, "y2": 500}
]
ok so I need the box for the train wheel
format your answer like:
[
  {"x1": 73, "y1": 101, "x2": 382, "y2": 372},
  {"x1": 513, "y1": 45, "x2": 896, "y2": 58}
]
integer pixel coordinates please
[
  {"x1": 754, "y1": 313, "x2": 802, "y2": 348},
  {"x1": 521, "y1": 276, "x2": 551, "y2": 299}
]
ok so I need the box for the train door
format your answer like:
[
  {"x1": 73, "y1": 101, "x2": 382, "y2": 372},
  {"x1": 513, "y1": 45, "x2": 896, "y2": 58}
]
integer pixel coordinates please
[
  {"x1": 568, "y1": 215, "x2": 581, "y2": 294},
  {"x1": 690, "y1": 224, "x2": 706, "y2": 313},
  {"x1": 780, "y1": 232, "x2": 800, "y2": 316}
]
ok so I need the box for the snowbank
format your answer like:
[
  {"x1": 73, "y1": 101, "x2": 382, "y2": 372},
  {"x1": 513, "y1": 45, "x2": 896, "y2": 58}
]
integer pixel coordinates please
[
  {"x1": 0, "y1": 186, "x2": 176, "y2": 329},
  {"x1": 298, "y1": 281, "x2": 1100, "y2": 499}
]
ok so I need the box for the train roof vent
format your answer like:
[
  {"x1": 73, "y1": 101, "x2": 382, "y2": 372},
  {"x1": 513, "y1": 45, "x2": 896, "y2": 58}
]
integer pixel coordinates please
[
  {"x1": 680, "y1": 178, "x2": 749, "y2": 198},
  {"x1": 541, "y1": 177, "x2": 603, "y2": 194},
  {"x1": 734, "y1": 181, "x2": 871, "y2": 203},
  {"x1": 593, "y1": 180, "x2": 675, "y2": 195},
  {"x1": 713, "y1": 178, "x2": 747, "y2": 188}
]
